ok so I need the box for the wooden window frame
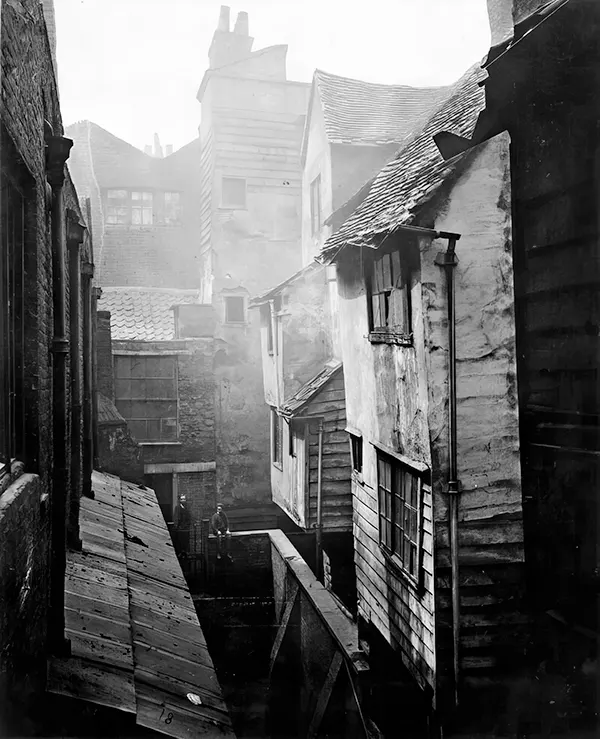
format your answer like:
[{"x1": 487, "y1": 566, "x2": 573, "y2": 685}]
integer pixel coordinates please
[
  {"x1": 114, "y1": 355, "x2": 179, "y2": 443},
  {"x1": 376, "y1": 449, "x2": 424, "y2": 587},
  {"x1": 366, "y1": 248, "x2": 412, "y2": 345},
  {"x1": 310, "y1": 174, "x2": 322, "y2": 237},
  {"x1": 221, "y1": 176, "x2": 247, "y2": 209},
  {"x1": 105, "y1": 189, "x2": 154, "y2": 227},
  {"x1": 163, "y1": 191, "x2": 183, "y2": 225},
  {"x1": 0, "y1": 148, "x2": 27, "y2": 479},
  {"x1": 348, "y1": 432, "x2": 363, "y2": 477},
  {"x1": 271, "y1": 408, "x2": 283, "y2": 469}
]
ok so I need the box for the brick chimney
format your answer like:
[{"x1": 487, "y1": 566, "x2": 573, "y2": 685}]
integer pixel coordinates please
[{"x1": 208, "y1": 5, "x2": 254, "y2": 69}]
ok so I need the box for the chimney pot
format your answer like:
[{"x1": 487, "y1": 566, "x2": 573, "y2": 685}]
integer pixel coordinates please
[
  {"x1": 234, "y1": 11, "x2": 249, "y2": 36},
  {"x1": 218, "y1": 5, "x2": 231, "y2": 32}
]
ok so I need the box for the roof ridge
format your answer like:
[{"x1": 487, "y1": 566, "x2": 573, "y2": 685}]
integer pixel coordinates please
[{"x1": 314, "y1": 67, "x2": 451, "y2": 93}]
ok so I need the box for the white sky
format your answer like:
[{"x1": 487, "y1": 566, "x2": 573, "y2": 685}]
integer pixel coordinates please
[{"x1": 54, "y1": 0, "x2": 491, "y2": 152}]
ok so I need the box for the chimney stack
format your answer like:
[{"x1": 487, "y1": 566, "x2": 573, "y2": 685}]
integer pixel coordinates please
[
  {"x1": 166, "y1": 144, "x2": 173, "y2": 157},
  {"x1": 153, "y1": 133, "x2": 163, "y2": 159},
  {"x1": 234, "y1": 11, "x2": 249, "y2": 36},
  {"x1": 218, "y1": 5, "x2": 231, "y2": 32},
  {"x1": 208, "y1": 6, "x2": 254, "y2": 69}
]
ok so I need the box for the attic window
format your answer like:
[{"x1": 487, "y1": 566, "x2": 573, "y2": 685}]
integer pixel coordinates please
[{"x1": 221, "y1": 177, "x2": 246, "y2": 208}]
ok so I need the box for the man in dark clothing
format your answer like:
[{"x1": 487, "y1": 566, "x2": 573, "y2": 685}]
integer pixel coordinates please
[
  {"x1": 211, "y1": 504, "x2": 232, "y2": 561},
  {"x1": 173, "y1": 494, "x2": 192, "y2": 559}
]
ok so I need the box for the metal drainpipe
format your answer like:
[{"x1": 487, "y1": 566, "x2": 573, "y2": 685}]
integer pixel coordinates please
[
  {"x1": 67, "y1": 211, "x2": 85, "y2": 549},
  {"x1": 81, "y1": 259, "x2": 94, "y2": 499},
  {"x1": 315, "y1": 419, "x2": 324, "y2": 580},
  {"x1": 46, "y1": 133, "x2": 74, "y2": 656},
  {"x1": 91, "y1": 286, "x2": 101, "y2": 470},
  {"x1": 435, "y1": 235, "x2": 461, "y2": 707}
]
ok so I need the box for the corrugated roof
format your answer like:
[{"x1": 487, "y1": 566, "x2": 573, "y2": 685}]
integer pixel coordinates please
[
  {"x1": 281, "y1": 360, "x2": 343, "y2": 417},
  {"x1": 47, "y1": 472, "x2": 234, "y2": 738},
  {"x1": 314, "y1": 69, "x2": 452, "y2": 146},
  {"x1": 100, "y1": 287, "x2": 200, "y2": 341},
  {"x1": 320, "y1": 62, "x2": 487, "y2": 261}
]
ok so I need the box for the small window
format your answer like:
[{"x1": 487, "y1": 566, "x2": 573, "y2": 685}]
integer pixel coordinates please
[
  {"x1": 106, "y1": 189, "x2": 153, "y2": 226},
  {"x1": 164, "y1": 191, "x2": 182, "y2": 225},
  {"x1": 225, "y1": 296, "x2": 245, "y2": 324},
  {"x1": 131, "y1": 191, "x2": 153, "y2": 225},
  {"x1": 377, "y1": 452, "x2": 422, "y2": 583},
  {"x1": 368, "y1": 249, "x2": 411, "y2": 341},
  {"x1": 222, "y1": 177, "x2": 246, "y2": 208},
  {"x1": 271, "y1": 409, "x2": 282, "y2": 466},
  {"x1": 349, "y1": 433, "x2": 363, "y2": 474},
  {"x1": 310, "y1": 175, "x2": 322, "y2": 236},
  {"x1": 106, "y1": 189, "x2": 129, "y2": 225}
]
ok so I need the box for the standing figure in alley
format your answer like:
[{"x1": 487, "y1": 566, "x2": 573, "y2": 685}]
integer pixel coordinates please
[
  {"x1": 174, "y1": 494, "x2": 192, "y2": 564},
  {"x1": 211, "y1": 504, "x2": 232, "y2": 561}
]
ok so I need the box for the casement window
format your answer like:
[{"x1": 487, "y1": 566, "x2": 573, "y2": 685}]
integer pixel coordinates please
[
  {"x1": 377, "y1": 452, "x2": 423, "y2": 583},
  {"x1": 367, "y1": 249, "x2": 411, "y2": 342},
  {"x1": 310, "y1": 175, "x2": 322, "y2": 236},
  {"x1": 0, "y1": 158, "x2": 26, "y2": 475},
  {"x1": 224, "y1": 295, "x2": 246, "y2": 324},
  {"x1": 271, "y1": 408, "x2": 282, "y2": 467},
  {"x1": 106, "y1": 190, "x2": 154, "y2": 226},
  {"x1": 164, "y1": 191, "x2": 182, "y2": 225},
  {"x1": 114, "y1": 355, "x2": 178, "y2": 442},
  {"x1": 349, "y1": 433, "x2": 363, "y2": 474},
  {"x1": 221, "y1": 177, "x2": 247, "y2": 208}
]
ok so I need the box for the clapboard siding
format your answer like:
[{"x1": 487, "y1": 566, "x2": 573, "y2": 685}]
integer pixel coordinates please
[{"x1": 305, "y1": 373, "x2": 353, "y2": 533}]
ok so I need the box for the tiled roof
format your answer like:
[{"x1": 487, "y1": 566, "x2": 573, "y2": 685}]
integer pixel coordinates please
[
  {"x1": 100, "y1": 287, "x2": 200, "y2": 341},
  {"x1": 97, "y1": 393, "x2": 126, "y2": 426},
  {"x1": 249, "y1": 262, "x2": 322, "y2": 307},
  {"x1": 314, "y1": 69, "x2": 452, "y2": 145},
  {"x1": 320, "y1": 62, "x2": 487, "y2": 261},
  {"x1": 281, "y1": 360, "x2": 343, "y2": 417}
]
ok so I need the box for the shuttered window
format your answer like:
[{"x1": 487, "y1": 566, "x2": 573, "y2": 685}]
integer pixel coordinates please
[
  {"x1": 377, "y1": 452, "x2": 422, "y2": 582},
  {"x1": 367, "y1": 249, "x2": 411, "y2": 341},
  {"x1": 114, "y1": 355, "x2": 178, "y2": 442}
]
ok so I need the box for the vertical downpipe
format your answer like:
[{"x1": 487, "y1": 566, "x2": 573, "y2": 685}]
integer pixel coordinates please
[
  {"x1": 81, "y1": 258, "x2": 94, "y2": 498},
  {"x1": 316, "y1": 419, "x2": 324, "y2": 579},
  {"x1": 46, "y1": 133, "x2": 74, "y2": 655},
  {"x1": 435, "y1": 236, "x2": 461, "y2": 707},
  {"x1": 67, "y1": 212, "x2": 85, "y2": 549}
]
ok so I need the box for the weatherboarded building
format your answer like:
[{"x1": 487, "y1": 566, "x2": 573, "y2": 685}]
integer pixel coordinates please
[
  {"x1": 197, "y1": 5, "x2": 310, "y2": 510},
  {"x1": 320, "y1": 63, "x2": 528, "y2": 735}
]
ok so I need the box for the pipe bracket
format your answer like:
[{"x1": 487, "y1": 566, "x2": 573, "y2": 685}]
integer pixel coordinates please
[{"x1": 52, "y1": 338, "x2": 70, "y2": 354}]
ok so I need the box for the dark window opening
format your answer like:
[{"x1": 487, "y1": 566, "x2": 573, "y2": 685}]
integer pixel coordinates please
[
  {"x1": 310, "y1": 174, "x2": 322, "y2": 236},
  {"x1": 377, "y1": 452, "x2": 422, "y2": 582},
  {"x1": 225, "y1": 296, "x2": 245, "y2": 323},
  {"x1": 271, "y1": 408, "x2": 282, "y2": 466},
  {"x1": 145, "y1": 473, "x2": 175, "y2": 524},
  {"x1": 114, "y1": 355, "x2": 178, "y2": 442},
  {"x1": 349, "y1": 433, "x2": 363, "y2": 474}
]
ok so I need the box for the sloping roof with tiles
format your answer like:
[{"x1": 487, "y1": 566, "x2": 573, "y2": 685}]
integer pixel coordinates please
[
  {"x1": 313, "y1": 69, "x2": 452, "y2": 146},
  {"x1": 319, "y1": 62, "x2": 487, "y2": 261},
  {"x1": 100, "y1": 287, "x2": 200, "y2": 342},
  {"x1": 280, "y1": 359, "x2": 343, "y2": 417}
]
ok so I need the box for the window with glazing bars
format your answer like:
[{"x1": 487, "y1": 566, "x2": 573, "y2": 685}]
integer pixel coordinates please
[
  {"x1": 114, "y1": 355, "x2": 178, "y2": 442},
  {"x1": 106, "y1": 190, "x2": 153, "y2": 226},
  {"x1": 0, "y1": 158, "x2": 26, "y2": 476},
  {"x1": 377, "y1": 453, "x2": 422, "y2": 581}
]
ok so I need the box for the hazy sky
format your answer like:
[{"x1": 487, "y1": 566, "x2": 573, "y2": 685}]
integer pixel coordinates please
[{"x1": 54, "y1": 0, "x2": 491, "y2": 152}]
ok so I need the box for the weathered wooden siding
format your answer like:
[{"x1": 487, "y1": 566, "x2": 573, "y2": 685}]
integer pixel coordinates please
[
  {"x1": 306, "y1": 373, "x2": 353, "y2": 532},
  {"x1": 336, "y1": 244, "x2": 436, "y2": 691},
  {"x1": 419, "y1": 132, "x2": 527, "y2": 698}
]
